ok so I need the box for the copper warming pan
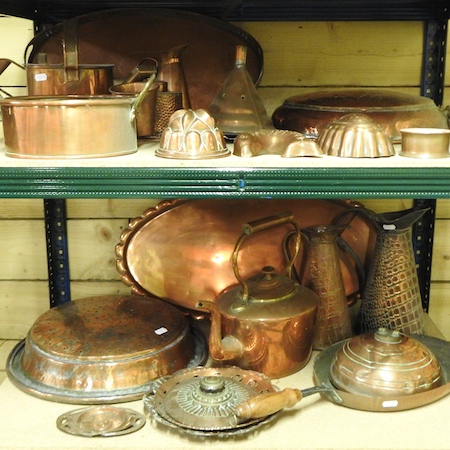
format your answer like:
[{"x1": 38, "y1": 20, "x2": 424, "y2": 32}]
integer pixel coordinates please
[
  {"x1": 116, "y1": 199, "x2": 376, "y2": 313},
  {"x1": 6, "y1": 295, "x2": 207, "y2": 404},
  {"x1": 235, "y1": 332, "x2": 450, "y2": 416}
]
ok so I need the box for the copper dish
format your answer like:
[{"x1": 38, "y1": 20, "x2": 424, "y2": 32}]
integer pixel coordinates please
[
  {"x1": 116, "y1": 199, "x2": 376, "y2": 313},
  {"x1": 233, "y1": 129, "x2": 323, "y2": 158},
  {"x1": 272, "y1": 89, "x2": 449, "y2": 142},
  {"x1": 25, "y1": 8, "x2": 263, "y2": 110},
  {"x1": 6, "y1": 295, "x2": 207, "y2": 404}
]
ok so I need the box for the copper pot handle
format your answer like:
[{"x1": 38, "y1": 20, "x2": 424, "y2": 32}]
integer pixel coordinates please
[
  {"x1": 235, "y1": 388, "x2": 303, "y2": 421},
  {"x1": 232, "y1": 211, "x2": 301, "y2": 302}
]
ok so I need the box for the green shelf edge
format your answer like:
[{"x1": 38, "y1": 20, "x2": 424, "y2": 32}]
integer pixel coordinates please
[{"x1": 0, "y1": 166, "x2": 449, "y2": 198}]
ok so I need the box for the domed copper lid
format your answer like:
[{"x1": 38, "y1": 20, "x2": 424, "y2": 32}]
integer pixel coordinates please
[{"x1": 329, "y1": 328, "x2": 444, "y2": 397}]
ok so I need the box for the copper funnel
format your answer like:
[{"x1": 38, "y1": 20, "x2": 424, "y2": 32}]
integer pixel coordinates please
[{"x1": 209, "y1": 45, "x2": 273, "y2": 137}]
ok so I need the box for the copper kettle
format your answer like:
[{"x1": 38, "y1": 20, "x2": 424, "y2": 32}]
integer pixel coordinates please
[{"x1": 197, "y1": 212, "x2": 319, "y2": 379}]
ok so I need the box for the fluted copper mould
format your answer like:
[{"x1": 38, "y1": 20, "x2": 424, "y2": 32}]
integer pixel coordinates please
[
  {"x1": 196, "y1": 212, "x2": 319, "y2": 379},
  {"x1": 156, "y1": 108, "x2": 230, "y2": 159},
  {"x1": 301, "y1": 225, "x2": 353, "y2": 350},
  {"x1": 209, "y1": 45, "x2": 273, "y2": 137},
  {"x1": 317, "y1": 113, "x2": 395, "y2": 157},
  {"x1": 356, "y1": 207, "x2": 429, "y2": 335}
]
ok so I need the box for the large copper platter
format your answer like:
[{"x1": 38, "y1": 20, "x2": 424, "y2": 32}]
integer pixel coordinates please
[
  {"x1": 116, "y1": 199, "x2": 376, "y2": 312},
  {"x1": 26, "y1": 8, "x2": 263, "y2": 110}
]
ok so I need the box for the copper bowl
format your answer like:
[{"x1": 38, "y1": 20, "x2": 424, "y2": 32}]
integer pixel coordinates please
[
  {"x1": 329, "y1": 328, "x2": 444, "y2": 397},
  {"x1": 6, "y1": 295, "x2": 207, "y2": 403},
  {"x1": 272, "y1": 89, "x2": 449, "y2": 143},
  {"x1": 400, "y1": 128, "x2": 450, "y2": 158}
]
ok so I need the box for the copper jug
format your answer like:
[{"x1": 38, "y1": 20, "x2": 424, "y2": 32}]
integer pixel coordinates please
[
  {"x1": 356, "y1": 207, "x2": 429, "y2": 334},
  {"x1": 301, "y1": 225, "x2": 353, "y2": 350},
  {"x1": 196, "y1": 212, "x2": 319, "y2": 379},
  {"x1": 153, "y1": 44, "x2": 190, "y2": 109}
]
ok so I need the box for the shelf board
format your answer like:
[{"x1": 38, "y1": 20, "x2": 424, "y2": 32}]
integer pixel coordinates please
[{"x1": 2, "y1": 143, "x2": 450, "y2": 199}]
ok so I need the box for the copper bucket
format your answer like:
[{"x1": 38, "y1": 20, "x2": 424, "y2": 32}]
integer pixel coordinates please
[{"x1": 109, "y1": 81, "x2": 159, "y2": 138}]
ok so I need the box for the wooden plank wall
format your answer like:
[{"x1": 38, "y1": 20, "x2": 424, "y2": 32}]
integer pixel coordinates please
[{"x1": 0, "y1": 16, "x2": 449, "y2": 340}]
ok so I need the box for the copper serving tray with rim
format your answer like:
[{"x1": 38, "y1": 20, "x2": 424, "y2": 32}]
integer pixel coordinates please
[
  {"x1": 116, "y1": 199, "x2": 376, "y2": 313},
  {"x1": 26, "y1": 8, "x2": 264, "y2": 110}
]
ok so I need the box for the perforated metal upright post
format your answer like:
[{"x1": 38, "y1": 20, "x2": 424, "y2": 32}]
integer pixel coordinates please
[
  {"x1": 414, "y1": 15, "x2": 448, "y2": 311},
  {"x1": 44, "y1": 199, "x2": 71, "y2": 307}
]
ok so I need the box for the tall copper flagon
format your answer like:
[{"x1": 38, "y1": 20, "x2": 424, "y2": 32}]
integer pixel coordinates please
[
  {"x1": 356, "y1": 207, "x2": 429, "y2": 334},
  {"x1": 301, "y1": 225, "x2": 353, "y2": 350}
]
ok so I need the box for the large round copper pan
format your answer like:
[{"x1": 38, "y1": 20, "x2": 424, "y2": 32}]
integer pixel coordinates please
[
  {"x1": 272, "y1": 89, "x2": 449, "y2": 143},
  {"x1": 25, "y1": 8, "x2": 263, "y2": 110},
  {"x1": 116, "y1": 199, "x2": 376, "y2": 313},
  {"x1": 6, "y1": 295, "x2": 207, "y2": 404}
]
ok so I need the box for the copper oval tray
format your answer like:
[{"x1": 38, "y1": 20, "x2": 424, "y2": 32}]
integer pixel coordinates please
[
  {"x1": 116, "y1": 199, "x2": 376, "y2": 312},
  {"x1": 26, "y1": 8, "x2": 263, "y2": 110}
]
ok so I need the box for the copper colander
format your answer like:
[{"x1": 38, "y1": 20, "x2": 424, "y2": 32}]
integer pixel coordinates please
[{"x1": 7, "y1": 295, "x2": 207, "y2": 404}]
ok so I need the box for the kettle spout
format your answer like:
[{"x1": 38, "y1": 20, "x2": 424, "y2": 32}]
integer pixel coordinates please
[{"x1": 196, "y1": 300, "x2": 243, "y2": 361}]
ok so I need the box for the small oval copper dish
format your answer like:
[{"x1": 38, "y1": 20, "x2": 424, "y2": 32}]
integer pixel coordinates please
[
  {"x1": 318, "y1": 113, "x2": 395, "y2": 158},
  {"x1": 400, "y1": 127, "x2": 450, "y2": 158},
  {"x1": 233, "y1": 129, "x2": 323, "y2": 158},
  {"x1": 156, "y1": 108, "x2": 230, "y2": 159},
  {"x1": 57, "y1": 405, "x2": 146, "y2": 437}
]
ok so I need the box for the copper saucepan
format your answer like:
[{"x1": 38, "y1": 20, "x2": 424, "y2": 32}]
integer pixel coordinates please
[
  {"x1": 1, "y1": 73, "x2": 155, "y2": 159},
  {"x1": 24, "y1": 17, "x2": 114, "y2": 95},
  {"x1": 235, "y1": 331, "x2": 450, "y2": 417}
]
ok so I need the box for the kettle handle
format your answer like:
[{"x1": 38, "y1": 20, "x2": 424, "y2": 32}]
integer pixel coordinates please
[{"x1": 232, "y1": 211, "x2": 301, "y2": 301}]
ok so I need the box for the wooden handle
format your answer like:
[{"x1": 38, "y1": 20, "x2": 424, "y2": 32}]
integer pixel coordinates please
[{"x1": 235, "y1": 388, "x2": 303, "y2": 421}]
